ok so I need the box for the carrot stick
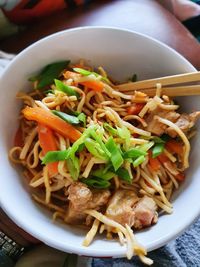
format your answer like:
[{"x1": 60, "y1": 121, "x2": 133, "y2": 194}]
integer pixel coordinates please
[
  {"x1": 148, "y1": 151, "x2": 160, "y2": 171},
  {"x1": 157, "y1": 153, "x2": 169, "y2": 164},
  {"x1": 22, "y1": 107, "x2": 81, "y2": 142},
  {"x1": 127, "y1": 103, "x2": 145, "y2": 115},
  {"x1": 166, "y1": 140, "x2": 183, "y2": 155},
  {"x1": 175, "y1": 173, "x2": 185, "y2": 182},
  {"x1": 79, "y1": 80, "x2": 104, "y2": 92},
  {"x1": 38, "y1": 124, "x2": 58, "y2": 177}
]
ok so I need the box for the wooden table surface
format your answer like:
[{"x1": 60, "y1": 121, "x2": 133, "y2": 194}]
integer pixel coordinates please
[{"x1": 1, "y1": 0, "x2": 200, "y2": 69}]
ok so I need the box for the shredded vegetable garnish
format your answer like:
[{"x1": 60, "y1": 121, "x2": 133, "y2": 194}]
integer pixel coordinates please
[{"x1": 9, "y1": 60, "x2": 200, "y2": 266}]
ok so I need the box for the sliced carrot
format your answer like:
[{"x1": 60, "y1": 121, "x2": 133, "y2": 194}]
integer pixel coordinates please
[
  {"x1": 38, "y1": 124, "x2": 58, "y2": 177},
  {"x1": 127, "y1": 103, "x2": 145, "y2": 115},
  {"x1": 157, "y1": 153, "x2": 169, "y2": 164},
  {"x1": 22, "y1": 107, "x2": 81, "y2": 142},
  {"x1": 166, "y1": 140, "x2": 183, "y2": 155},
  {"x1": 79, "y1": 80, "x2": 104, "y2": 92},
  {"x1": 14, "y1": 126, "x2": 24, "y2": 147},
  {"x1": 175, "y1": 173, "x2": 185, "y2": 182},
  {"x1": 148, "y1": 151, "x2": 160, "y2": 171}
]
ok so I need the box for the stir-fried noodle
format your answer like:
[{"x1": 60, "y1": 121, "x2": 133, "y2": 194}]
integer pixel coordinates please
[{"x1": 9, "y1": 60, "x2": 200, "y2": 265}]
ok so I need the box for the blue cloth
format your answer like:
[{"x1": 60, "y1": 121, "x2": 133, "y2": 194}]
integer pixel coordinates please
[{"x1": 92, "y1": 218, "x2": 200, "y2": 267}]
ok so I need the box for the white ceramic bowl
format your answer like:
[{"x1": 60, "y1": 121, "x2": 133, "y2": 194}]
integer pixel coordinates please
[{"x1": 0, "y1": 27, "x2": 200, "y2": 258}]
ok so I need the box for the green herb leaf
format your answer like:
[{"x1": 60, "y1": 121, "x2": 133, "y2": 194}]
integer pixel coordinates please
[
  {"x1": 152, "y1": 143, "x2": 165, "y2": 158},
  {"x1": 115, "y1": 167, "x2": 132, "y2": 183},
  {"x1": 42, "y1": 150, "x2": 69, "y2": 164},
  {"x1": 81, "y1": 177, "x2": 110, "y2": 189},
  {"x1": 52, "y1": 110, "x2": 80, "y2": 125},
  {"x1": 54, "y1": 79, "x2": 79, "y2": 97},
  {"x1": 133, "y1": 155, "x2": 146, "y2": 167},
  {"x1": 30, "y1": 60, "x2": 70, "y2": 89},
  {"x1": 123, "y1": 148, "x2": 147, "y2": 159},
  {"x1": 106, "y1": 137, "x2": 123, "y2": 171}
]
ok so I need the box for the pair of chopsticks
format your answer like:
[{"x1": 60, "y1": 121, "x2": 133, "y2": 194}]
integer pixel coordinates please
[{"x1": 116, "y1": 72, "x2": 200, "y2": 97}]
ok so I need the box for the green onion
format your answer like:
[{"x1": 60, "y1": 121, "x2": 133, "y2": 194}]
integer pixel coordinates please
[
  {"x1": 91, "y1": 168, "x2": 115, "y2": 180},
  {"x1": 73, "y1": 68, "x2": 93, "y2": 76},
  {"x1": 115, "y1": 167, "x2": 132, "y2": 183},
  {"x1": 52, "y1": 110, "x2": 80, "y2": 125},
  {"x1": 133, "y1": 155, "x2": 146, "y2": 167},
  {"x1": 152, "y1": 143, "x2": 165, "y2": 158},
  {"x1": 123, "y1": 148, "x2": 147, "y2": 159},
  {"x1": 85, "y1": 138, "x2": 108, "y2": 160},
  {"x1": 73, "y1": 67, "x2": 109, "y2": 83},
  {"x1": 70, "y1": 111, "x2": 86, "y2": 127},
  {"x1": 81, "y1": 177, "x2": 110, "y2": 189},
  {"x1": 77, "y1": 113, "x2": 86, "y2": 127},
  {"x1": 42, "y1": 150, "x2": 69, "y2": 164},
  {"x1": 103, "y1": 123, "x2": 118, "y2": 136},
  {"x1": 151, "y1": 136, "x2": 165, "y2": 144},
  {"x1": 66, "y1": 155, "x2": 80, "y2": 180},
  {"x1": 68, "y1": 125, "x2": 97, "y2": 157},
  {"x1": 139, "y1": 141, "x2": 154, "y2": 152},
  {"x1": 54, "y1": 79, "x2": 79, "y2": 97},
  {"x1": 117, "y1": 126, "x2": 131, "y2": 149},
  {"x1": 106, "y1": 137, "x2": 123, "y2": 171},
  {"x1": 29, "y1": 60, "x2": 70, "y2": 89},
  {"x1": 76, "y1": 143, "x2": 85, "y2": 153},
  {"x1": 90, "y1": 128, "x2": 111, "y2": 159}
]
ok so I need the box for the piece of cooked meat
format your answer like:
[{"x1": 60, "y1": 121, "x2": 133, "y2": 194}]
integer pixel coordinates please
[
  {"x1": 106, "y1": 190, "x2": 139, "y2": 227},
  {"x1": 134, "y1": 196, "x2": 158, "y2": 229},
  {"x1": 146, "y1": 108, "x2": 180, "y2": 136},
  {"x1": 65, "y1": 182, "x2": 110, "y2": 224},
  {"x1": 166, "y1": 111, "x2": 200, "y2": 137}
]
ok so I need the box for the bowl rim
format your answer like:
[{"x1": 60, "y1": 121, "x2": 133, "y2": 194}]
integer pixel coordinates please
[{"x1": 0, "y1": 26, "x2": 199, "y2": 258}]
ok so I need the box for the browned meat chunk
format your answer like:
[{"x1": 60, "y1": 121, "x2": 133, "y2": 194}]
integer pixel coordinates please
[
  {"x1": 90, "y1": 190, "x2": 112, "y2": 209},
  {"x1": 166, "y1": 111, "x2": 200, "y2": 137},
  {"x1": 106, "y1": 190, "x2": 139, "y2": 227},
  {"x1": 134, "y1": 196, "x2": 158, "y2": 229},
  {"x1": 146, "y1": 108, "x2": 180, "y2": 136},
  {"x1": 65, "y1": 182, "x2": 110, "y2": 224}
]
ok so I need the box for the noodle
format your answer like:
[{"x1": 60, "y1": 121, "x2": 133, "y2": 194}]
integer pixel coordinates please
[
  {"x1": 9, "y1": 61, "x2": 199, "y2": 265},
  {"x1": 156, "y1": 116, "x2": 190, "y2": 168},
  {"x1": 83, "y1": 219, "x2": 100, "y2": 246}
]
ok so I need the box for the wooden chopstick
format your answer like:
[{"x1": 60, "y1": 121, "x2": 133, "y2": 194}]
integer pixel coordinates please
[
  {"x1": 117, "y1": 71, "x2": 200, "y2": 91},
  {"x1": 119, "y1": 85, "x2": 200, "y2": 97}
]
